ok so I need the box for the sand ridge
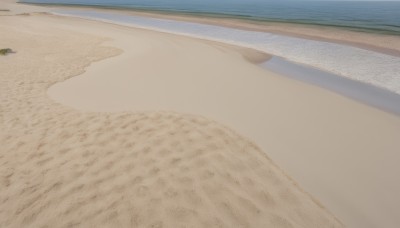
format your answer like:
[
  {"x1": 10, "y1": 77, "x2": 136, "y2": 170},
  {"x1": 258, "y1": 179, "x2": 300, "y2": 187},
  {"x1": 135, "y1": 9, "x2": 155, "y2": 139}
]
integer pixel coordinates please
[
  {"x1": 1, "y1": 110, "x2": 342, "y2": 228},
  {"x1": 0, "y1": 10, "x2": 343, "y2": 228}
]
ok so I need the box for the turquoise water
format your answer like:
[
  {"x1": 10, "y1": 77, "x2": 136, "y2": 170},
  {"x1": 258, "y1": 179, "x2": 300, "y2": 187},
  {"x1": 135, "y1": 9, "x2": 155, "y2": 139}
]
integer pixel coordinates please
[{"x1": 21, "y1": 0, "x2": 400, "y2": 35}]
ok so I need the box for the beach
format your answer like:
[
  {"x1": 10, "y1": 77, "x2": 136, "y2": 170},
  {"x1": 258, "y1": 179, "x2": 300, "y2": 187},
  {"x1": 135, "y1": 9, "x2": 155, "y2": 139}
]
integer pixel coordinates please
[
  {"x1": 1, "y1": 1, "x2": 400, "y2": 228},
  {"x1": 47, "y1": 4, "x2": 400, "y2": 57}
]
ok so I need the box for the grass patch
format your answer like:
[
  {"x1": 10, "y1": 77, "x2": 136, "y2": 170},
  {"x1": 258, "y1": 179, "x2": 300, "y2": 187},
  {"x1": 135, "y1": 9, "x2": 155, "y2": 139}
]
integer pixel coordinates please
[{"x1": 0, "y1": 48, "x2": 13, "y2": 56}]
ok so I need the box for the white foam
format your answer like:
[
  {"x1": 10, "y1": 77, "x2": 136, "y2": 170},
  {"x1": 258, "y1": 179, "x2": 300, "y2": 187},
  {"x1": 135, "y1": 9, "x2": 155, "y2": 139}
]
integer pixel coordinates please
[{"x1": 54, "y1": 10, "x2": 400, "y2": 95}]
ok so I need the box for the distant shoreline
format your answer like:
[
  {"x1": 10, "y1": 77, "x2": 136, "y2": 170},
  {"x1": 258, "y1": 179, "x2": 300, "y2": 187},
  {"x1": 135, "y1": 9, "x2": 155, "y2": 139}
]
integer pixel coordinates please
[
  {"x1": 19, "y1": 2, "x2": 400, "y2": 59},
  {"x1": 19, "y1": 1, "x2": 400, "y2": 36}
]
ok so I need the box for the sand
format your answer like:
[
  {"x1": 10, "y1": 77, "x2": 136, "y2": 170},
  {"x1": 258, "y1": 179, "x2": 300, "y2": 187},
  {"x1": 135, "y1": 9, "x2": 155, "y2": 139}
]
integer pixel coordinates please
[
  {"x1": 1, "y1": 1, "x2": 400, "y2": 228},
  {"x1": 42, "y1": 10, "x2": 400, "y2": 228},
  {"x1": 0, "y1": 2, "x2": 343, "y2": 228}
]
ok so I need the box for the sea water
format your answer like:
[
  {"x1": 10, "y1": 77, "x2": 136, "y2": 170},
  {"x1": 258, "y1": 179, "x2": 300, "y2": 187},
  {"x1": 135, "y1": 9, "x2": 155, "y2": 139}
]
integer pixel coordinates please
[{"x1": 21, "y1": 0, "x2": 400, "y2": 35}]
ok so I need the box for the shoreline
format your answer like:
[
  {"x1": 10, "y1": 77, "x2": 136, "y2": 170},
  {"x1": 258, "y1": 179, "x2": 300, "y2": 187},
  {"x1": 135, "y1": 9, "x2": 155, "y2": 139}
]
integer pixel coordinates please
[
  {"x1": 20, "y1": 2, "x2": 400, "y2": 57},
  {"x1": 261, "y1": 57, "x2": 400, "y2": 116},
  {"x1": 49, "y1": 7, "x2": 400, "y2": 97},
  {"x1": 19, "y1": 2, "x2": 400, "y2": 36},
  {"x1": 47, "y1": 8, "x2": 400, "y2": 117}
]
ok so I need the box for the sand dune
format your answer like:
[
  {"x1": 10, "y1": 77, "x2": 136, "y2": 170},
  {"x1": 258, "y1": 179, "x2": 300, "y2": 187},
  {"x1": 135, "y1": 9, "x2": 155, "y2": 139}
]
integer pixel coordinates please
[{"x1": 0, "y1": 5, "x2": 343, "y2": 228}]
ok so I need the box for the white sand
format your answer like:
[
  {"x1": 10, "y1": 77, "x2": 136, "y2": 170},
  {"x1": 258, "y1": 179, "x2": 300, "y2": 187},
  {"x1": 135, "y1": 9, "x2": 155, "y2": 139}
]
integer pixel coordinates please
[
  {"x1": 44, "y1": 9, "x2": 400, "y2": 228},
  {"x1": 0, "y1": 2, "x2": 343, "y2": 228},
  {"x1": 2, "y1": 1, "x2": 400, "y2": 228}
]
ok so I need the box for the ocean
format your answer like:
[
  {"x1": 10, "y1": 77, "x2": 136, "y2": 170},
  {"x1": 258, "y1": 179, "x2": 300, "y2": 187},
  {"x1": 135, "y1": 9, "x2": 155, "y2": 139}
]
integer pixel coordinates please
[{"x1": 21, "y1": 0, "x2": 400, "y2": 35}]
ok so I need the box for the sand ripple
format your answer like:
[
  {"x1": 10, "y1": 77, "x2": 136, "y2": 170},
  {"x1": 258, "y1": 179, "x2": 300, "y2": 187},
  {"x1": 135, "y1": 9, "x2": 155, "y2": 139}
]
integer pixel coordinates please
[{"x1": 0, "y1": 14, "x2": 342, "y2": 228}]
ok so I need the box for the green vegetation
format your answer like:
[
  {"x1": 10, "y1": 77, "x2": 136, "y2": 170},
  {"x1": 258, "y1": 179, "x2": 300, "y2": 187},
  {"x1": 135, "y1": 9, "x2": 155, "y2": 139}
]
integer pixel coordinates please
[{"x1": 0, "y1": 48, "x2": 13, "y2": 56}]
